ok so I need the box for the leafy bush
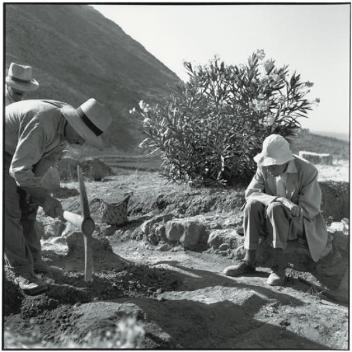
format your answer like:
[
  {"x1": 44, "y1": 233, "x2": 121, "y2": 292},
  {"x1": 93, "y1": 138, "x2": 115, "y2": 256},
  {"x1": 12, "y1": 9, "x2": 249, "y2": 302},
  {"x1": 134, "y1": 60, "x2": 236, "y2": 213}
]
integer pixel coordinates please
[{"x1": 131, "y1": 50, "x2": 318, "y2": 186}]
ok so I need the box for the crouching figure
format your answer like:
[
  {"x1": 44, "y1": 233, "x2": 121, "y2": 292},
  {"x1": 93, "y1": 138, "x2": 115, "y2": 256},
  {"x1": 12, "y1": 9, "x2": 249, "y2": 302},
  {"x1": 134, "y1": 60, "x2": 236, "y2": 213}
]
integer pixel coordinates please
[{"x1": 224, "y1": 134, "x2": 330, "y2": 286}]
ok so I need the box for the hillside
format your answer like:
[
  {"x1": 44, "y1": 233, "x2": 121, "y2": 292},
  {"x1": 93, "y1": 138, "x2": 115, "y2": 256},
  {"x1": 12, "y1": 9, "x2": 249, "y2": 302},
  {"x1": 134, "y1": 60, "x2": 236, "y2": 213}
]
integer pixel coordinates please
[
  {"x1": 5, "y1": 4, "x2": 181, "y2": 150},
  {"x1": 290, "y1": 130, "x2": 349, "y2": 160}
]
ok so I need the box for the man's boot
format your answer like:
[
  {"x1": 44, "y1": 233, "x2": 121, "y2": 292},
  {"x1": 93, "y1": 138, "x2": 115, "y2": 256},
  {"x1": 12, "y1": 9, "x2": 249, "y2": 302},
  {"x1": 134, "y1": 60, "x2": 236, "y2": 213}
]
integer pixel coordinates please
[
  {"x1": 223, "y1": 249, "x2": 256, "y2": 277},
  {"x1": 267, "y1": 248, "x2": 287, "y2": 286},
  {"x1": 15, "y1": 271, "x2": 48, "y2": 296}
]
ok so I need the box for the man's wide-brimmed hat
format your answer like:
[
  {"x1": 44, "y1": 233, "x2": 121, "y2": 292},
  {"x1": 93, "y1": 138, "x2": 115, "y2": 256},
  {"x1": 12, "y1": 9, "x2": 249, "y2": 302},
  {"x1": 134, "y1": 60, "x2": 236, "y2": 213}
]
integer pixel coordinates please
[
  {"x1": 254, "y1": 134, "x2": 293, "y2": 166},
  {"x1": 61, "y1": 98, "x2": 112, "y2": 149},
  {"x1": 5, "y1": 62, "x2": 39, "y2": 92}
]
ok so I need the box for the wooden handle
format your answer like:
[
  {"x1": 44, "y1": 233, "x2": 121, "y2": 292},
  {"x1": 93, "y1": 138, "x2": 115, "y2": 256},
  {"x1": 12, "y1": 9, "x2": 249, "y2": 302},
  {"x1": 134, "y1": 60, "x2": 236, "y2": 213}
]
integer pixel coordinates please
[{"x1": 83, "y1": 235, "x2": 93, "y2": 282}]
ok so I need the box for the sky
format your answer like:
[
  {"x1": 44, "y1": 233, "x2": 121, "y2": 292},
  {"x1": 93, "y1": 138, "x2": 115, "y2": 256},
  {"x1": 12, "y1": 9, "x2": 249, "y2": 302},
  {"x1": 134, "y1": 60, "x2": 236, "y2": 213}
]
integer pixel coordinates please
[{"x1": 92, "y1": 4, "x2": 350, "y2": 136}]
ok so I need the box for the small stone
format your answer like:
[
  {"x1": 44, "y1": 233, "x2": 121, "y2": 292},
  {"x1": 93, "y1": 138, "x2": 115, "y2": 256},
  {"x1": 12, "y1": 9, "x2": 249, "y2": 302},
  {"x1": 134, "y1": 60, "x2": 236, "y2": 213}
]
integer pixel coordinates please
[
  {"x1": 219, "y1": 243, "x2": 229, "y2": 251},
  {"x1": 158, "y1": 243, "x2": 170, "y2": 252}
]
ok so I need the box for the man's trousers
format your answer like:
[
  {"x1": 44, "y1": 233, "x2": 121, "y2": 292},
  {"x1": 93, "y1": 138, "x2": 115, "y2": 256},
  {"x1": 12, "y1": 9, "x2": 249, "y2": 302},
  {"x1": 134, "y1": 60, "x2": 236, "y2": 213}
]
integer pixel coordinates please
[
  {"x1": 243, "y1": 199, "x2": 304, "y2": 251},
  {"x1": 4, "y1": 153, "x2": 41, "y2": 274}
]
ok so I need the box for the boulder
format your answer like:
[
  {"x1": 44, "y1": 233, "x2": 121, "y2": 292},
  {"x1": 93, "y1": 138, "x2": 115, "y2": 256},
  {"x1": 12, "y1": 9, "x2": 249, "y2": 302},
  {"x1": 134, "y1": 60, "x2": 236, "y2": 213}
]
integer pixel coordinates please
[
  {"x1": 207, "y1": 229, "x2": 243, "y2": 250},
  {"x1": 165, "y1": 218, "x2": 208, "y2": 250},
  {"x1": 320, "y1": 181, "x2": 349, "y2": 220},
  {"x1": 299, "y1": 151, "x2": 333, "y2": 165}
]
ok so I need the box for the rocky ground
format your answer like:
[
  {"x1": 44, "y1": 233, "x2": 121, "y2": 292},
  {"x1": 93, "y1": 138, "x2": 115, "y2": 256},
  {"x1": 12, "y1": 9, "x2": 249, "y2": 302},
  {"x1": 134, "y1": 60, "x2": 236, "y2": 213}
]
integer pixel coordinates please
[{"x1": 3, "y1": 158, "x2": 349, "y2": 349}]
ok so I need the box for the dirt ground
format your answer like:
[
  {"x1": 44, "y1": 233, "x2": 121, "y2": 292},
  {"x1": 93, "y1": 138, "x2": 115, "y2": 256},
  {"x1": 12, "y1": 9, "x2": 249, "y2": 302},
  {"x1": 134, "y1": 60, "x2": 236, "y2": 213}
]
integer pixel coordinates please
[{"x1": 3, "y1": 161, "x2": 349, "y2": 349}]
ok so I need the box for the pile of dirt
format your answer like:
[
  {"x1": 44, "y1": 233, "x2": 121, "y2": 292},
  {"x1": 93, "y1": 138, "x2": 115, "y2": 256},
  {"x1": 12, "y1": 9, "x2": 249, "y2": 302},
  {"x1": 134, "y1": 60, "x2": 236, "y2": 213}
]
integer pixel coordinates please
[
  {"x1": 4, "y1": 235, "x2": 181, "y2": 325},
  {"x1": 57, "y1": 157, "x2": 114, "y2": 181}
]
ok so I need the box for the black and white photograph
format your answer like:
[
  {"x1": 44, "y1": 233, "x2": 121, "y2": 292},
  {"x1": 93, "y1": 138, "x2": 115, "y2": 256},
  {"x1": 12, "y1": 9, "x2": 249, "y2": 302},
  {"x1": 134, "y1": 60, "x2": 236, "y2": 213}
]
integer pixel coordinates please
[{"x1": 2, "y1": 1, "x2": 350, "y2": 349}]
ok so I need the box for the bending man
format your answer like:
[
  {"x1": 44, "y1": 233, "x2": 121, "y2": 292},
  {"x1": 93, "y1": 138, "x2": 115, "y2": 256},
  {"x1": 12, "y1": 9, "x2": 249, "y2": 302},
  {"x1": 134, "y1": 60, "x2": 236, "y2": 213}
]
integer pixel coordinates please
[{"x1": 5, "y1": 98, "x2": 112, "y2": 295}]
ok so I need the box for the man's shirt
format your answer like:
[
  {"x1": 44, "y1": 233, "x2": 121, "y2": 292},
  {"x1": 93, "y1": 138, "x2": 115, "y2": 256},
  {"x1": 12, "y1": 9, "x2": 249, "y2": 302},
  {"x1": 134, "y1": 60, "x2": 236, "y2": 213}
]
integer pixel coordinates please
[
  {"x1": 275, "y1": 160, "x2": 297, "y2": 198},
  {"x1": 5, "y1": 99, "x2": 67, "y2": 189}
]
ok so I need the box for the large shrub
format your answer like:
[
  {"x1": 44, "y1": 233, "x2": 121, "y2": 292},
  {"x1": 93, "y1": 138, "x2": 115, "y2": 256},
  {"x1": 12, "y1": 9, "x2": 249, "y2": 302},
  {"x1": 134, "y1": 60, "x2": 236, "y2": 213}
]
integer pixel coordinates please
[{"x1": 131, "y1": 50, "x2": 318, "y2": 186}]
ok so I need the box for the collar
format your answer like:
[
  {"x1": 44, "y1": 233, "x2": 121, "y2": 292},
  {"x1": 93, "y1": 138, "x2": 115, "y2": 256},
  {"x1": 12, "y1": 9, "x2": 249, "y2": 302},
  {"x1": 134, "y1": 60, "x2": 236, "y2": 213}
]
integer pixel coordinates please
[{"x1": 285, "y1": 159, "x2": 297, "y2": 174}]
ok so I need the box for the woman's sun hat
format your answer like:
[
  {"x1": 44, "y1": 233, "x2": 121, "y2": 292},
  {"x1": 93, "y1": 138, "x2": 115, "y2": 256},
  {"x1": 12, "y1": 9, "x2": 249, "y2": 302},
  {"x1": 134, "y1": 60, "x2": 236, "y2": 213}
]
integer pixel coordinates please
[
  {"x1": 61, "y1": 98, "x2": 112, "y2": 149},
  {"x1": 254, "y1": 134, "x2": 293, "y2": 166},
  {"x1": 5, "y1": 63, "x2": 39, "y2": 91}
]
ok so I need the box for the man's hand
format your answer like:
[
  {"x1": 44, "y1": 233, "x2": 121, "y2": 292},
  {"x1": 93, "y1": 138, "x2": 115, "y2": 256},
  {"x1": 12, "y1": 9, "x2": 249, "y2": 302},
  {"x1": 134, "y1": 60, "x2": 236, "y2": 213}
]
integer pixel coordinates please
[
  {"x1": 276, "y1": 197, "x2": 301, "y2": 217},
  {"x1": 42, "y1": 196, "x2": 63, "y2": 218}
]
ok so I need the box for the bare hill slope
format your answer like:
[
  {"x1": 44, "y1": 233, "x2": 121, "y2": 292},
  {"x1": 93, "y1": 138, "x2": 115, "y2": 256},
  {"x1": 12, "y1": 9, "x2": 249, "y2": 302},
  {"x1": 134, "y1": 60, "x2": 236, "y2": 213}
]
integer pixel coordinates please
[{"x1": 5, "y1": 4, "x2": 181, "y2": 150}]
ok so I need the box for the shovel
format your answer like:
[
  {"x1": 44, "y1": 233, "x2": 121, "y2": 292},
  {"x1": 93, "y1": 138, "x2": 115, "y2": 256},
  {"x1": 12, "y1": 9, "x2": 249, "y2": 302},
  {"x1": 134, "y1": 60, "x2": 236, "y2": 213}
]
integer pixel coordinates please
[{"x1": 62, "y1": 165, "x2": 95, "y2": 281}]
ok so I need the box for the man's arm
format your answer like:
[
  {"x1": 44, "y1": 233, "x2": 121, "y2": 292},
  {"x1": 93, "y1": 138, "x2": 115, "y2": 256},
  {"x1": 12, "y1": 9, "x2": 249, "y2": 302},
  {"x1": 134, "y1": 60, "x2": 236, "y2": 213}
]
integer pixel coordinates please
[{"x1": 245, "y1": 167, "x2": 277, "y2": 206}]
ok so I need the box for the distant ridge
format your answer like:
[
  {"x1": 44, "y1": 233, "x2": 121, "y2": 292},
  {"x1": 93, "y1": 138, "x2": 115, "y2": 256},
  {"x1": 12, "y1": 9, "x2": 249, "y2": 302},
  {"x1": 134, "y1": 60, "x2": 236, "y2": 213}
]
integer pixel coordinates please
[
  {"x1": 5, "y1": 4, "x2": 181, "y2": 150},
  {"x1": 311, "y1": 130, "x2": 349, "y2": 142},
  {"x1": 290, "y1": 130, "x2": 349, "y2": 160}
]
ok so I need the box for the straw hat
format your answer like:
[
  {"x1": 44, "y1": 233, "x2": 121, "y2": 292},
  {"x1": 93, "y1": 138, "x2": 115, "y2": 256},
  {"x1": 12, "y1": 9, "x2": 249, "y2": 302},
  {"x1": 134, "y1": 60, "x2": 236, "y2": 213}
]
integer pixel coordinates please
[
  {"x1": 6, "y1": 63, "x2": 39, "y2": 92},
  {"x1": 254, "y1": 134, "x2": 293, "y2": 166},
  {"x1": 61, "y1": 98, "x2": 112, "y2": 148}
]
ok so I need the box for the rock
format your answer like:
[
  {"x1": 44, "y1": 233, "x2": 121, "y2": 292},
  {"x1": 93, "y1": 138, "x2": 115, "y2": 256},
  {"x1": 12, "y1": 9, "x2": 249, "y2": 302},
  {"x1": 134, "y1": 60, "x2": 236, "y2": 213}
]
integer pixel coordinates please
[
  {"x1": 207, "y1": 229, "x2": 243, "y2": 250},
  {"x1": 155, "y1": 224, "x2": 166, "y2": 242},
  {"x1": 219, "y1": 243, "x2": 229, "y2": 251},
  {"x1": 80, "y1": 158, "x2": 114, "y2": 181},
  {"x1": 158, "y1": 243, "x2": 171, "y2": 252},
  {"x1": 299, "y1": 151, "x2": 333, "y2": 165},
  {"x1": 328, "y1": 221, "x2": 349, "y2": 236},
  {"x1": 327, "y1": 229, "x2": 348, "y2": 256},
  {"x1": 96, "y1": 224, "x2": 119, "y2": 237},
  {"x1": 140, "y1": 213, "x2": 176, "y2": 235},
  {"x1": 165, "y1": 221, "x2": 184, "y2": 242},
  {"x1": 37, "y1": 219, "x2": 66, "y2": 239},
  {"x1": 319, "y1": 181, "x2": 349, "y2": 220},
  {"x1": 40, "y1": 166, "x2": 61, "y2": 191},
  {"x1": 165, "y1": 218, "x2": 208, "y2": 250}
]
